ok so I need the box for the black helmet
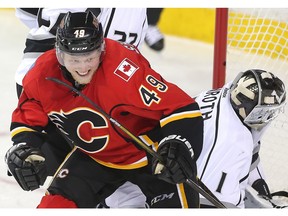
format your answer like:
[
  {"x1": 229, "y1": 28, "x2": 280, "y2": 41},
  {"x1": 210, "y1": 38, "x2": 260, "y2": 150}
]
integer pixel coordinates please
[
  {"x1": 56, "y1": 11, "x2": 103, "y2": 54},
  {"x1": 230, "y1": 69, "x2": 286, "y2": 128}
]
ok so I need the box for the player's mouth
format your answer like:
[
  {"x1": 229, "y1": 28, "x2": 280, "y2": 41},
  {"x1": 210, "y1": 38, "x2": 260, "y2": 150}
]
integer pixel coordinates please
[{"x1": 76, "y1": 70, "x2": 91, "y2": 77}]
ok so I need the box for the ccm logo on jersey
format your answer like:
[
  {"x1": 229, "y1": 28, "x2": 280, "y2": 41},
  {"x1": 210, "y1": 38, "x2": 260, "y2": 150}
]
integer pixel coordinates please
[
  {"x1": 114, "y1": 58, "x2": 139, "y2": 81},
  {"x1": 151, "y1": 193, "x2": 175, "y2": 205}
]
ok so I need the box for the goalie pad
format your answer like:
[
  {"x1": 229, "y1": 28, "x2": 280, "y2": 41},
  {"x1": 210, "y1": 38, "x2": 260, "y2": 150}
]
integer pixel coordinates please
[{"x1": 245, "y1": 185, "x2": 288, "y2": 208}]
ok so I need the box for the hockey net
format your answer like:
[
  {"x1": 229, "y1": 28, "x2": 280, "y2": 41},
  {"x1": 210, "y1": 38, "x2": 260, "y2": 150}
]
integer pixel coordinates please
[{"x1": 214, "y1": 8, "x2": 288, "y2": 194}]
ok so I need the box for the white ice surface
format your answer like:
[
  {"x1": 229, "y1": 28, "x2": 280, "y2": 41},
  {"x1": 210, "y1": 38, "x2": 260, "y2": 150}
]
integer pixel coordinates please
[{"x1": 0, "y1": 9, "x2": 286, "y2": 211}]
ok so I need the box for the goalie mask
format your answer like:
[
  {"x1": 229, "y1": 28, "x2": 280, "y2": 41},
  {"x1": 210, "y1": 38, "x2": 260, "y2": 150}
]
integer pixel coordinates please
[{"x1": 230, "y1": 69, "x2": 286, "y2": 128}]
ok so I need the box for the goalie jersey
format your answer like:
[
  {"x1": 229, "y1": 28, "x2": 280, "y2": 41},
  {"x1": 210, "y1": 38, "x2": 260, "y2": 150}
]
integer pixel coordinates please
[{"x1": 195, "y1": 83, "x2": 269, "y2": 208}]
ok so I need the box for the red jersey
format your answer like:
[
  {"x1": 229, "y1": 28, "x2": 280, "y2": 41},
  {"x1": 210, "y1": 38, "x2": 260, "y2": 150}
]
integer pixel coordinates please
[{"x1": 11, "y1": 38, "x2": 203, "y2": 169}]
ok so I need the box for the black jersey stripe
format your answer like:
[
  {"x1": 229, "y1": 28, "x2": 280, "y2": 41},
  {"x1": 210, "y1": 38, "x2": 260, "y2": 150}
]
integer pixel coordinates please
[
  {"x1": 24, "y1": 38, "x2": 56, "y2": 53},
  {"x1": 199, "y1": 90, "x2": 222, "y2": 180},
  {"x1": 19, "y1": 8, "x2": 39, "y2": 16},
  {"x1": 104, "y1": 8, "x2": 116, "y2": 38}
]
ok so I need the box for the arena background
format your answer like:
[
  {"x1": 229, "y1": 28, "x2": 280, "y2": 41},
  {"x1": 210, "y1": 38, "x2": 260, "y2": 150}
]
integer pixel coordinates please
[{"x1": 159, "y1": 8, "x2": 215, "y2": 43}]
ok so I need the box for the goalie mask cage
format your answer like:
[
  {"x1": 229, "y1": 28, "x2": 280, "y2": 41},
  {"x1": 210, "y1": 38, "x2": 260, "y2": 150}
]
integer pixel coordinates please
[{"x1": 213, "y1": 8, "x2": 288, "y2": 193}]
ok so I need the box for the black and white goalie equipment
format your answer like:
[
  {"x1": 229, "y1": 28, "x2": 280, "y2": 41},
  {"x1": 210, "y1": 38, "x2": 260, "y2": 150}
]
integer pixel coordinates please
[{"x1": 230, "y1": 69, "x2": 286, "y2": 129}]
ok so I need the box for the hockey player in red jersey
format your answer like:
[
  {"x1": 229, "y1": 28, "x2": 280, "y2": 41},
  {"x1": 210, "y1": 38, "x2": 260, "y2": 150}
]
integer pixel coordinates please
[
  {"x1": 13, "y1": 9, "x2": 150, "y2": 207},
  {"x1": 14, "y1": 8, "x2": 148, "y2": 177},
  {"x1": 5, "y1": 11, "x2": 203, "y2": 208}
]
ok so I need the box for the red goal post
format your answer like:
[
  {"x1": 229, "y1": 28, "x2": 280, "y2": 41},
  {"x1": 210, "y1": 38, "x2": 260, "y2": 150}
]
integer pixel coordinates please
[
  {"x1": 213, "y1": 8, "x2": 228, "y2": 89},
  {"x1": 213, "y1": 8, "x2": 288, "y2": 194}
]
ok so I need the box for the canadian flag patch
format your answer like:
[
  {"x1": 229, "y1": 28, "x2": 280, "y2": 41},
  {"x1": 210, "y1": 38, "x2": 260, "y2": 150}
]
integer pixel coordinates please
[{"x1": 114, "y1": 58, "x2": 139, "y2": 81}]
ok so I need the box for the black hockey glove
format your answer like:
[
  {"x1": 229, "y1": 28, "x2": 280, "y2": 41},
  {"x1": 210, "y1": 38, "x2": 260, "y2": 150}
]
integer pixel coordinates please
[
  {"x1": 5, "y1": 143, "x2": 48, "y2": 191},
  {"x1": 252, "y1": 178, "x2": 272, "y2": 199},
  {"x1": 152, "y1": 135, "x2": 197, "y2": 184}
]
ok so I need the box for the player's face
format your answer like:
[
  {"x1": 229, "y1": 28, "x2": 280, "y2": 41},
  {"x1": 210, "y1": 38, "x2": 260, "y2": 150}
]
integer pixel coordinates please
[{"x1": 63, "y1": 49, "x2": 101, "y2": 84}]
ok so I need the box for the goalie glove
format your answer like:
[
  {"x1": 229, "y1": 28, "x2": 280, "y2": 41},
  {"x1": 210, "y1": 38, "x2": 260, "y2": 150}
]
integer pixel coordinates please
[
  {"x1": 5, "y1": 143, "x2": 48, "y2": 191},
  {"x1": 152, "y1": 135, "x2": 197, "y2": 184},
  {"x1": 251, "y1": 178, "x2": 272, "y2": 199}
]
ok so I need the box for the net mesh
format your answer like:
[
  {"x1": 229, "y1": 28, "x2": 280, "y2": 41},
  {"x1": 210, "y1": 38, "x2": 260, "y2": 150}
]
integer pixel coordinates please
[{"x1": 226, "y1": 8, "x2": 288, "y2": 193}]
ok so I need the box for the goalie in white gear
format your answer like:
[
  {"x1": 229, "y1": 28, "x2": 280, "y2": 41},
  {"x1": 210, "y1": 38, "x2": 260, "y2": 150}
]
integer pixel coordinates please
[
  {"x1": 195, "y1": 69, "x2": 286, "y2": 208},
  {"x1": 98, "y1": 69, "x2": 287, "y2": 208}
]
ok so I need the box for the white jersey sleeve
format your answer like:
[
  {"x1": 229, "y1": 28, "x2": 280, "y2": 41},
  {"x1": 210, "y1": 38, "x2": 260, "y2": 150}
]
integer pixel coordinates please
[{"x1": 15, "y1": 8, "x2": 38, "y2": 29}]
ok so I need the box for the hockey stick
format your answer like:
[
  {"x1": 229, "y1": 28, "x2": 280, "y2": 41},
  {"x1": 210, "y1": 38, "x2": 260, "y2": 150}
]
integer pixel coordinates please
[{"x1": 46, "y1": 77, "x2": 226, "y2": 208}]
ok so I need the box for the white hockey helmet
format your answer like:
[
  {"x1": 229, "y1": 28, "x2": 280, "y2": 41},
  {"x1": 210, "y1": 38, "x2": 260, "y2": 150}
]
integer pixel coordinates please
[{"x1": 230, "y1": 69, "x2": 286, "y2": 128}]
